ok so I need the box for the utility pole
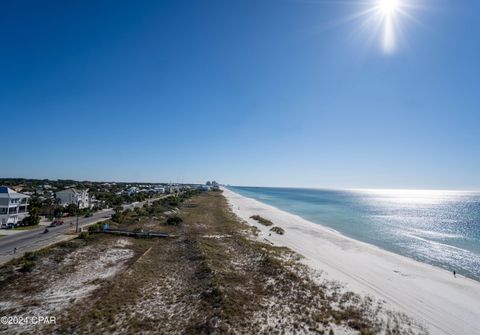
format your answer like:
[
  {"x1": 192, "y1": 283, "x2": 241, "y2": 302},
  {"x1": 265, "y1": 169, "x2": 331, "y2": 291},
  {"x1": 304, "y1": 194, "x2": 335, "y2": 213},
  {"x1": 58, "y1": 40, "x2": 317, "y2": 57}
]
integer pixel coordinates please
[{"x1": 76, "y1": 200, "x2": 80, "y2": 232}]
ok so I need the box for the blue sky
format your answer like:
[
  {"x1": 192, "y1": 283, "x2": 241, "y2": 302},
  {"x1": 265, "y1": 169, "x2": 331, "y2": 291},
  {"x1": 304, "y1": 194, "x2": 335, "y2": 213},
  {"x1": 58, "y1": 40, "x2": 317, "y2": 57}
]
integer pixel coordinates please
[{"x1": 1, "y1": 0, "x2": 479, "y2": 189}]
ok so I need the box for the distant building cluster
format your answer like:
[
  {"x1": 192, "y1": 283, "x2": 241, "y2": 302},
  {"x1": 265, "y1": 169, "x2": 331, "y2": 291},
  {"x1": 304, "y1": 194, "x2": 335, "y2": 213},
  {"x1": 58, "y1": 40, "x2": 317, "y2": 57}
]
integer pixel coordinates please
[
  {"x1": 201, "y1": 181, "x2": 220, "y2": 191},
  {"x1": 118, "y1": 184, "x2": 189, "y2": 196},
  {"x1": 0, "y1": 178, "x2": 222, "y2": 229}
]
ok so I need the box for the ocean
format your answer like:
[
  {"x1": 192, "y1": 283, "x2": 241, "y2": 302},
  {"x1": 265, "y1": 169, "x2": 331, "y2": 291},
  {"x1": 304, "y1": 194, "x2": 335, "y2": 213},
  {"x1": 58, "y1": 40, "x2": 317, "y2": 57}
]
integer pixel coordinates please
[{"x1": 228, "y1": 186, "x2": 480, "y2": 281}]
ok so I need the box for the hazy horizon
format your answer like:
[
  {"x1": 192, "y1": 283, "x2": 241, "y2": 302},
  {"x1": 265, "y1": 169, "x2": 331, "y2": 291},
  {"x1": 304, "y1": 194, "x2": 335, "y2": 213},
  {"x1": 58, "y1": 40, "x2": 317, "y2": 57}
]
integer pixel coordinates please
[{"x1": 2, "y1": 176, "x2": 480, "y2": 193}]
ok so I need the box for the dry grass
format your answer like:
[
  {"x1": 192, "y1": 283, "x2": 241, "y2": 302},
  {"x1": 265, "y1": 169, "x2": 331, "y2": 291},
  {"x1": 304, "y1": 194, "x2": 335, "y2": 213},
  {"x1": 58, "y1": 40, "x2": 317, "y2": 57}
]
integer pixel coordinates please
[{"x1": 0, "y1": 191, "x2": 427, "y2": 335}]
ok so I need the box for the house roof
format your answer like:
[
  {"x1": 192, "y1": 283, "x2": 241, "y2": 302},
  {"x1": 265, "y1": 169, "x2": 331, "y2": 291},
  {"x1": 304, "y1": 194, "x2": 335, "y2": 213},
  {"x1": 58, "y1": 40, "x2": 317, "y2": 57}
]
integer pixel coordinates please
[
  {"x1": 57, "y1": 188, "x2": 88, "y2": 195},
  {"x1": 0, "y1": 186, "x2": 30, "y2": 199}
]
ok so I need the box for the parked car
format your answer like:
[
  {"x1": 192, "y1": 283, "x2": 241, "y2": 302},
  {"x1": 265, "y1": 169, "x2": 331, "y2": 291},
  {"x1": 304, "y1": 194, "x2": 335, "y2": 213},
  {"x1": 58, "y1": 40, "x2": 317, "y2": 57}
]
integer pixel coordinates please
[{"x1": 49, "y1": 220, "x2": 64, "y2": 227}]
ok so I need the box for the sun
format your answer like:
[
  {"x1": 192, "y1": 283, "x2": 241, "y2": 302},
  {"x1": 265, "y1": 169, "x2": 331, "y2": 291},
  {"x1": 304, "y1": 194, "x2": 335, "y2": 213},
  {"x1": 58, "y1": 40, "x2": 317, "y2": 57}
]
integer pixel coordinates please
[
  {"x1": 329, "y1": 0, "x2": 422, "y2": 55},
  {"x1": 378, "y1": 0, "x2": 401, "y2": 16},
  {"x1": 373, "y1": 0, "x2": 405, "y2": 53}
]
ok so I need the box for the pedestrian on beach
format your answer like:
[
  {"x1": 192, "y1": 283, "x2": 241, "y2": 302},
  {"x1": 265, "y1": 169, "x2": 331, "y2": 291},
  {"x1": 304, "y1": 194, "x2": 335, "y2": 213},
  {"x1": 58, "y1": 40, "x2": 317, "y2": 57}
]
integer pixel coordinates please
[
  {"x1": 13, "y1": 247, "x2": 17, "y2": 254},
  {"x1": 453, "y1": 271, "x2": 456, "y2": 278}
]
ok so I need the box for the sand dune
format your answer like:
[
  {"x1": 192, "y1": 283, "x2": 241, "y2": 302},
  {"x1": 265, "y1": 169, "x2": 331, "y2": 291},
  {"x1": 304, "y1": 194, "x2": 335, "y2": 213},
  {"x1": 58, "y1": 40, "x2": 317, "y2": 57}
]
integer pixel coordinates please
[{"x1": 222, "y1": 187, "x2": 480, "y2": 335}]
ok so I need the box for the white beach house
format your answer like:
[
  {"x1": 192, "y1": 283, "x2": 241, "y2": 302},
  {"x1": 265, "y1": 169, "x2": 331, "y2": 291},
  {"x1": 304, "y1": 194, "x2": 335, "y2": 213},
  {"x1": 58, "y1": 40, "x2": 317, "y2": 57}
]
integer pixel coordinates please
[
  {"x1": 56, "y1": 188, "x2": 91, "y2": 209},
  {"x1": 0, "y1": 186, "x2": 30, "y2": 228}
]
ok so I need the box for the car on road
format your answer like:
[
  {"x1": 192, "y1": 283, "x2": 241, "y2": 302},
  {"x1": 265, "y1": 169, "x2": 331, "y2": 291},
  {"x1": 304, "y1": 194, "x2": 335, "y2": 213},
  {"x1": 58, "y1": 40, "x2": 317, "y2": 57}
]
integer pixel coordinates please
[{"x1": 49, "y1": 220, "x2": 64, "y2": 227}]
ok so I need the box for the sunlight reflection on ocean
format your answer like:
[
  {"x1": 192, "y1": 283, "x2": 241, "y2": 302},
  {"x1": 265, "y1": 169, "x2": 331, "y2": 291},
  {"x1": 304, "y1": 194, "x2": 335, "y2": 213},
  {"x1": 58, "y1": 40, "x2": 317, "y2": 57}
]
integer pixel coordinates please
[{"x1": 229, "y1": 186, "x2": 480, "y2": 281}]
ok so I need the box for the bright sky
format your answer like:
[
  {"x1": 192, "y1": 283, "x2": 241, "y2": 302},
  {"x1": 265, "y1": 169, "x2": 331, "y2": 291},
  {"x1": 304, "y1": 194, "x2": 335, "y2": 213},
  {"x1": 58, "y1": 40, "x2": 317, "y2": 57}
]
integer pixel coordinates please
[{"x1": 1, "y1": 0, "x2": 479, "y2": 190}]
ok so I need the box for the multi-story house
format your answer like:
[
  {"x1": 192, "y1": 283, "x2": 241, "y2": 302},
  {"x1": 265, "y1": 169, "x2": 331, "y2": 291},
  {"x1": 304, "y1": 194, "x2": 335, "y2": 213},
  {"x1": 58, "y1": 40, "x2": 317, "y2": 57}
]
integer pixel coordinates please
[
  {"x1": 56, "y1": 188, "x2": 91, "y2": 209},
  {"x1": 0, "y1": 186, "x2": 29, "y2": 228}
]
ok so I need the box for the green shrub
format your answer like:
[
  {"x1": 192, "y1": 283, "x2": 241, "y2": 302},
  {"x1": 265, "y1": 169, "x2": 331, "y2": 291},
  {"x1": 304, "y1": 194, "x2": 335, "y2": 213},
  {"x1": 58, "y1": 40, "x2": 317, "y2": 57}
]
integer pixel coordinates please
[
  {"x1": 21, "y1": 214, "x2": 40, "y2": 226},
  {"x1": 270, "y1": 226, "x2": 285, "y2": 235},
  {"x1": 165, "y1": 216, "x2": 183, "y2": 226},
  {"x1": 65, "y1": 203, "x2": 79, "y2": 216},
  {"x1": 23, "y1": 251, "x2": 37, "y2": 261},
  {"x1": 167, "y1": 197, "x2": 180, "y2": 207},
  {"x1": 88, "y1": 223, "x2": 102, "y2": 232},
  {"x1": 20, "y1": 260, "x2": 35, "y2": 273},
  {"x1": 250, "y1": 215, "x2": 273, "y2": 226},
  {"x1": 112, "y1": 213, "x2": 124, "y2": 223},
  {"x1": 79, "y1": 231, "x2": 90, "y2": 240}
]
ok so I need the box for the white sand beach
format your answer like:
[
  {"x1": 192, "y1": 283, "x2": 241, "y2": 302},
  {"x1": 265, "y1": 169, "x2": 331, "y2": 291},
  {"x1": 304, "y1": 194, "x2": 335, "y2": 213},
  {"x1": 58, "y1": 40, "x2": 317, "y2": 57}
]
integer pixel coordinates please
[{"x1": 222, "y1": 187, "x2": 480, "y2": 335}]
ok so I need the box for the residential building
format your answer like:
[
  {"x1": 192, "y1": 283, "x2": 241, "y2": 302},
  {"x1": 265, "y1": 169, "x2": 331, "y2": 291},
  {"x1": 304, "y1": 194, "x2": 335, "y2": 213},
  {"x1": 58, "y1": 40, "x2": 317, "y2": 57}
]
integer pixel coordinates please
[
  {"x1": 0, "y1": 186, "x2": 29, "y2": 228},
  {"x1": 56, "y1": 188, "x2": 91, "y2": 209},
  {"x1": 154, "y1": 186, "x2": 165, "y2": 193},
  {"x1": 125, "y1": 187, "x2": 139, "y2": 196},
  {"x1": 166, "y1": 185, "x2": 181, "y2": 193}
]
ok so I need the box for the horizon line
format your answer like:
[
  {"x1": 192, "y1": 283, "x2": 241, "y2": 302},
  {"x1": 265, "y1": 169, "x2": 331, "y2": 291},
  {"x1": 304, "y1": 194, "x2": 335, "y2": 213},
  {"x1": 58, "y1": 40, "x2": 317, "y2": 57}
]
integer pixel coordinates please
[{"x1": 227, "y1": 184, "x2": 480, "y2": 193}]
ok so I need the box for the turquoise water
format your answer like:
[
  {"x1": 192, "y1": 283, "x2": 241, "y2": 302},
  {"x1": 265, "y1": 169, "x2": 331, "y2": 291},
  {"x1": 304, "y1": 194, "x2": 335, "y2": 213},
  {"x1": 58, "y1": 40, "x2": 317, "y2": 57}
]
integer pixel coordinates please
[{"x1": 229, "y1": 186, "x2": 480, "y2": 281}]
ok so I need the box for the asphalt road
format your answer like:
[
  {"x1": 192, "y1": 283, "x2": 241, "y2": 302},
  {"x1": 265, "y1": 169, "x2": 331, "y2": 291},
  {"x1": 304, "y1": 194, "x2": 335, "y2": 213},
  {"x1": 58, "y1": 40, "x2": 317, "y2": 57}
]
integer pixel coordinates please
[{"x1": 0, "y1": 197, "x2": 166, "y2": 265}]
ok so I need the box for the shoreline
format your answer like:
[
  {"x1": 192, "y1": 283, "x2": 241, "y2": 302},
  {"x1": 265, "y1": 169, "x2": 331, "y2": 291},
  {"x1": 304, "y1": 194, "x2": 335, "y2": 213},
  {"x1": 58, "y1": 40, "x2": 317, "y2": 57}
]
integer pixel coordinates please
[{"x1": 222, "y1": 187, "x2": 480, "y2": 335}]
